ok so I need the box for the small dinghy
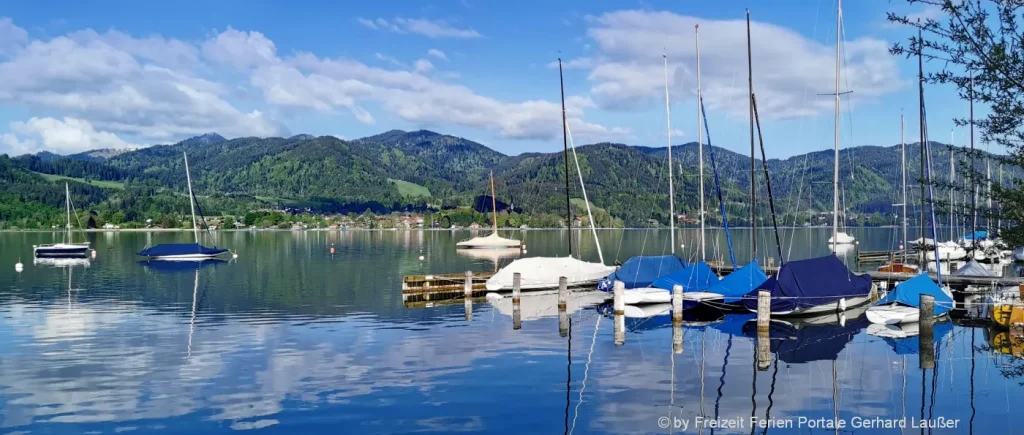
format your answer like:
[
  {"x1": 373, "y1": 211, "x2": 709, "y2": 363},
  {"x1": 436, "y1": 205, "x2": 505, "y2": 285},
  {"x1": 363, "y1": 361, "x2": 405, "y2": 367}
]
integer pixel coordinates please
[{"x1": 866, "y1": 274, "x2": 952, "y2": 325}]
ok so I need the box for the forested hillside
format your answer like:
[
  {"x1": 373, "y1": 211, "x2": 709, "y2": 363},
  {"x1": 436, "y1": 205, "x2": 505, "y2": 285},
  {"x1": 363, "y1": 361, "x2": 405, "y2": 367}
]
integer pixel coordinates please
[{"x1": 0, "y1": 128, "x2": 1012, "y2": 229}]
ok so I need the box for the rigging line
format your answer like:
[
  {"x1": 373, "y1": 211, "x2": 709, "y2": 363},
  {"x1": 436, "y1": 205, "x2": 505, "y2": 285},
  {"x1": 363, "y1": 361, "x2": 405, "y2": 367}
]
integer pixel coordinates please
[
  {"x1": 700, "y1": 95, "x2": 737, "y2": 268},
  {"x1": 564, "y1": 118, "x2": 604, "y2": 264},
  {"x1": 762, "y1": 352, "x2": 779, "y2": 435},
  {"x1": 751, "y1": 93, "x2": 785, "y2": 264}
]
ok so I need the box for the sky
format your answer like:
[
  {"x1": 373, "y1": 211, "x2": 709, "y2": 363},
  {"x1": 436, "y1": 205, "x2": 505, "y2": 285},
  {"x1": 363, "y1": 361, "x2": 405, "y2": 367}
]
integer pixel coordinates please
[{"x1": 0, "y1": 0, "x2": 990, "y2": 159}]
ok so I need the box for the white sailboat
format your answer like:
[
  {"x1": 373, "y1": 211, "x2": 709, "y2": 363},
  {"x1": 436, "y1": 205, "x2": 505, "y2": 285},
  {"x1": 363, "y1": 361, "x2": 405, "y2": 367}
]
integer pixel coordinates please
[
  {"x1": 456, "y1": 170, "x2": 522, "y2": 249},
  {"x1": 33, "y1": 183, "x2": 91, "y2": 258},
  {"x1": 485, "y1": 61, "x2": 613, "y2": 291}
]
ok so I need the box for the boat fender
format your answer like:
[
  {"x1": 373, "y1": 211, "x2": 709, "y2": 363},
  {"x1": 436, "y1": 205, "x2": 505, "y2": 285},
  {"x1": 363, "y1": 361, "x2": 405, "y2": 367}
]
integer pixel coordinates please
[
  {"x1": 838, "y1": 298, "x2": 847, "y2": 312},
  {"x1": 485, "y1": 293, "x2": 503, "y2": 302},
  {"x1": 839, "y1": 312, "x2": 847, "y2": 327}
]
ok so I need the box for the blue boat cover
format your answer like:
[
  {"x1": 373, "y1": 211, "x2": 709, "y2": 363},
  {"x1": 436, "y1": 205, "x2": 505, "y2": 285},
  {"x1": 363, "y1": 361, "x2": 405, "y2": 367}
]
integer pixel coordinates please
[
  {"x1": 706, "y1": 260, "x2": 768, "y2": 303},
  {"x1": 875, "y1": 273, "x2": 953, "y2": 316},
  {"x1": 597, "y1": 255, "x2": 688, "y2": 291},
  {"x1": 963, "y1": 230, "x2": 988, "y2": 240},
  {"x1": 651, "y1": 261, "x2": 718, "y2": 292},
  {"x1": 742, "y1": 255, "x2": 872, "y2": 313},
  {"x1": 740, "y1": 315, "x2": 869, "y2": 363},
  {"x1": 138, "y1": 243, "x2": 228, "y2": 257},
  {"x1": 883, "y1": 321, "x2": 953, "y2": 355}
]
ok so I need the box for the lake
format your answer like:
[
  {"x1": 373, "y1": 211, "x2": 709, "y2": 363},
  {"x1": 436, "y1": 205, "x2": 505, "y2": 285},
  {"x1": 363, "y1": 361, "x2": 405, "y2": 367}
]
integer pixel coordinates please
[{"x1": 0, "y1": 228, "x2": 1020, "y2": 433}]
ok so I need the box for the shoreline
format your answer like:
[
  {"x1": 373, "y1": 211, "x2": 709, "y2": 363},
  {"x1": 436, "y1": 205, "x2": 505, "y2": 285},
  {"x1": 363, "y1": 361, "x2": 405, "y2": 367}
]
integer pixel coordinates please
[{"x1": 0, "y1": 225, "x2": 907, "y2": 233}]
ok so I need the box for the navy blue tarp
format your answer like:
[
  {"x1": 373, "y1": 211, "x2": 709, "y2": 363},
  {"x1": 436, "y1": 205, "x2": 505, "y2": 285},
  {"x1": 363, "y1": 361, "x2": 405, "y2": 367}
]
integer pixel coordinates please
[
  {"x1": 741, "y1": 255, "x2": 872, "y2": 313},
  {"x1": 876, "y1": 273, "x2": 953, "y2": 316},
  {"x1": 706, "y1": 260, "x2": 768, "y2": 303},
  {"x1": 597, "y1": 255, "x2": 688, "y2": 291},
  {"x1": 740, "y1": 315, "x2": 869, "y2": 363},
  {"x1": 138, "y1": 243, "x2": 228, "y2": 257},
  {"x1": 651, "y1": 262, "x2": 718, "y2": 292}
]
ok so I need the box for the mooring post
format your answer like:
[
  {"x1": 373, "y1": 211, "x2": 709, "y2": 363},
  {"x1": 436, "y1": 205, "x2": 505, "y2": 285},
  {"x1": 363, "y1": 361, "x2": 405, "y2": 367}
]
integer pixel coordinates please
[
  {"x1": 757, "y1": 290, "x2": 771, "y2": 371},
  {"x1": 614, "y1": 280, "x2": 625, "y2": 345},
  {"x1": 558, "y1": 276, "x2": 569, "y2": 337},
  {"x1": 512, "y1": 272, "x2": 522, "y2": 330},
  {"x1": 464, "y1": 270, "x2": 473, "y2": 298},
  {"x1": 919, "y1": 294, "x2": 935, "y2": 369},
  {"x1": 672, "y1": 284, "x2": 684, "y2": 324}
]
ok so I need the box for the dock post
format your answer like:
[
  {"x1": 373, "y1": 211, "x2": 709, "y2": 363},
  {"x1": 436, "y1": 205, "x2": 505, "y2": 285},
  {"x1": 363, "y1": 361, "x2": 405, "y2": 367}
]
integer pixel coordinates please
[
  {"x1": 558, "y1": 276, "x2": 569, "y2": 337},
  {"x1": 464, "y1": 271, "x2": 473, "y2": 321},
  {"x1": 613, "y1": 280, "x2": 625, "y2": 345},
  {"x1": 757, "y1": 291, "x2": 771, "y2": 371},
  {"x1": 672, "y1": 284, "x2": 683, "y2": 324},
  {"x1": 919, "y1": 294, "x2": 935, "y2": 369},
  {"x1": 512, "y1": 272, "x2": 522, "y2": 330}
]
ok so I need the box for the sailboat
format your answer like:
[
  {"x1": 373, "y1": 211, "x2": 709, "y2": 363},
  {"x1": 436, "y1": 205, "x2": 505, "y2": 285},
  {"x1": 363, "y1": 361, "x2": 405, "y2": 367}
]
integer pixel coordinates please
[
  {"x1": 456, "y1": 170, "x2": 522, "y2": 249},
  {"x1": 33, "y1": 183, "x2": 91, "y2": 258},
  {"x1": 744, "y1": 0, "x2": 873, "y2": 316},
  {"x1": 137, "y1": 152, "x2": 229, "y2": 261},
  {"x1": 485, "y1": 60, "x2": 614, "y2": 291}
]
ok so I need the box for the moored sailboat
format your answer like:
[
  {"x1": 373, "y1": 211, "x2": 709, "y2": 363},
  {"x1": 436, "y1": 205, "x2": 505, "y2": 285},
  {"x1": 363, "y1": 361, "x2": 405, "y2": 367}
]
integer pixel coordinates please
[
  {"x1": 456, "y1": 170, "x2": 522, "y2": 249},
  {"x1": 33, "y1": 183, "x2": 91, "y2": 258},
  {"x1": 137, "y1": 152, "x2": 228, "y2": 261}
]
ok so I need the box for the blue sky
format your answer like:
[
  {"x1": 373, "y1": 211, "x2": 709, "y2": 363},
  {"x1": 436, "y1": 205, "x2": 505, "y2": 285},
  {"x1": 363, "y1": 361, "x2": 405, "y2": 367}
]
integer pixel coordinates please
[{"x1": 0, "y1": 0, "x2": 987, "y2": 158}]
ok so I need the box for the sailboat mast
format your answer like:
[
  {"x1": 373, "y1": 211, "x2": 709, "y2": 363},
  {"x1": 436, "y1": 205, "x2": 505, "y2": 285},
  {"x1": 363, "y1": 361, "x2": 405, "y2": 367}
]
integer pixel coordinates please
[
  {"x1": 831, "y1": 1, "x2": 841, "y2": 253},
  {"x1": 65, "y1": 182, "x2": 71, "y2": 244},
  {"x1": 184, "y1": 152, "x2": 199, "y2": 244},
  {"x1": 986, "y1": 158, "x2": 992, "y2": 230},
  {"x1": 746, "y1": 10, "x2": 757, "y2": 259},
  {"x1": 949, "y1": 135, "x2": 954, "y2": 242},
  {"x1": 559, "y1": 59, "x2": 573, "y2": 258},
  {"x1": 490, "y1": 169, "x2": 498, "y2": 233},
  {"x1": 696, "y1": 24, "x2": 705, "y2": 261},
  {"x1": 998, "y1": 164, "x2": 1003, "y2": 231},
  {"x1": 901, "y1": 115, "x2": 908, "y2": 253},
  {"x1": 917, "y1": 28, "x2": 927, "y2": 264},
  {"x1": 970, "y1": 75, "x2": 977, "y2": 240},
  {"x1": 663, "y1": 53, "x2": 675, "y2": 254}
]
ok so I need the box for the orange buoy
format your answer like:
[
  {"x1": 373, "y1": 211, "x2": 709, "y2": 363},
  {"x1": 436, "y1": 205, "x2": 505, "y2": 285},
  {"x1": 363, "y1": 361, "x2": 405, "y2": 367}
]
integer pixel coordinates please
[{"x1": 330, "y1": 247, "x2": 336, "y2": 254}]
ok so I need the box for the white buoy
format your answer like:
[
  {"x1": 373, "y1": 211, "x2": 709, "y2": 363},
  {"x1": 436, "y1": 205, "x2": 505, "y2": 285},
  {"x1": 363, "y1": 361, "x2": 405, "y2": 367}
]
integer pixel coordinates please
[
  {"x1": 232, "y1": 252, "x2": 239, "y2": 259},
  {"x1": 15, "y1": 261, "x2": 23, "y2": 272},
  {"x1": 522, "y1": 249, "x2": 527, "y2": 254},
  {"x1": 91, "y1": 250, "x2": 97, "y2": 259},
  {"x1": 418, "y1": 255, "x2": 425, "y2": 261},
  {"x1": 898, "y1": 244, "x2": 904, "y2": 250}
]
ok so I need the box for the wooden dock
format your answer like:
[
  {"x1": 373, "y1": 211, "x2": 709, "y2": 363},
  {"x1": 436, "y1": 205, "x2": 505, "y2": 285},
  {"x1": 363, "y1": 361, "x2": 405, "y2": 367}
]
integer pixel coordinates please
[{"x1": 402, "y1": 272, "x2": 494, "y2": 303}]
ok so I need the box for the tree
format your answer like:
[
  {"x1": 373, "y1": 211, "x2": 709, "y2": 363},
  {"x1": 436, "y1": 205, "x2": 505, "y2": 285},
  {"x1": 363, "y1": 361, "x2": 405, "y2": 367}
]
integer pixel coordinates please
[{"x1": 888, "y1": 0, "x2": 1024, "y2": 245}]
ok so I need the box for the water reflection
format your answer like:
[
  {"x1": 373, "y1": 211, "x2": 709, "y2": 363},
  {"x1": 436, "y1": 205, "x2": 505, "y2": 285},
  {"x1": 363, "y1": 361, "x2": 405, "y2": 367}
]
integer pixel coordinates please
[{"x1": 0, "y1": 230, "x2": 1022, "y2": 433}]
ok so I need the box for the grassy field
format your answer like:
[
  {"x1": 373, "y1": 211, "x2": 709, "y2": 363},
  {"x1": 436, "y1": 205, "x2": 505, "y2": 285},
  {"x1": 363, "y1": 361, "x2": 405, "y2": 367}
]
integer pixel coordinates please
[
  {"x1": 36, "y1": 172, "x2": 125, "y2": 190},
  {"x1": 389, "y1": 178, "x2": 431, "y2": 198}
]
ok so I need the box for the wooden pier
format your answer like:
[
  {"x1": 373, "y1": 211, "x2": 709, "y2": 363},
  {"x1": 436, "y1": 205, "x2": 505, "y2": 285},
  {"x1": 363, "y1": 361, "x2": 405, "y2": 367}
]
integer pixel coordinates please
[{"x1": 402, "y1": 272, "x2": 494, "y2": 303}]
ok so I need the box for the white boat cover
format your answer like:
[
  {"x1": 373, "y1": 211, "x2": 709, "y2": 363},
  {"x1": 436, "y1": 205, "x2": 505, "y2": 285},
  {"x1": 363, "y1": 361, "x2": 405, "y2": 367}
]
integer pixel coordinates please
[
  {"x1": 456, "y1": 232, "x2": 522, "y2": 249},
  {"x1": 621, "y1": 287, "x2": 672, "y2": 305},
  {"x1": 827, "y1": 232, "x2": 855, "y2": 244},
  {"x1": 926, "y1": 242, "x2": 967, "y2": 261},
  {"x1": 485, "y1": 256, "x2": 615, "y2": 291},
  {"x1": 866, "y1": 305, "x2": 919, "y2": 325},
  {"x1": 953, "y1": 259, "x2": 997, "y2": 277}
]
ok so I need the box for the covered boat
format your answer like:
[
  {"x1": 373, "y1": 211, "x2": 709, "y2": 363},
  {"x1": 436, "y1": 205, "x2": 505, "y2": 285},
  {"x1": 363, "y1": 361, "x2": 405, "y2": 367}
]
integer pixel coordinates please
[
  {"x1": 620, "y1": 262, "x2": 719, "y2": 306},
  {"x1": 137, "y1": 153, "x2": 229, "y2": 261},
  {"x1": 953, "y1": 259, "x2": 997, "y2": 277},
  {"x1": 866, "y1": 274, "x2": 952, "y2": 325},
  {"x1": 827, "y1": 231, "x2": 855, "y2": 245},
  {"x1": 485, "y1": 257, "x2": 614, "y2": 291},
  {"x1": 596, "y1": 255, "x2": 688, "y2": 291},
  {"x1": 456, "y1": 232, "x2": 522, "y2": 249},
  {"x1": 742, "y1": 255, "x2": 873, "y2": 316},
  {"x1": 705, "y1": 260, "x2": 768, "y2": 304}
]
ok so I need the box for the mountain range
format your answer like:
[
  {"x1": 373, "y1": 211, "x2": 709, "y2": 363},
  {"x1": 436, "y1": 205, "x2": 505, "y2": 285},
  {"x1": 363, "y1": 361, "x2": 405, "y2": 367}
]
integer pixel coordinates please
[{"x1": 0, "y1": 129, "x2": 1012, "y2": 228}]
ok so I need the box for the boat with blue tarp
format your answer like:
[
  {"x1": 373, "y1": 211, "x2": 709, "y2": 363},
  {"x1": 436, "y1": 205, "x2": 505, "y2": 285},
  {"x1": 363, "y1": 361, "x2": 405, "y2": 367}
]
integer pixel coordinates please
[
  {"x1": 742, "y1": 255, "x2": 874, "y2": 316},
  {"x1": 866, "y1": 273, "x2": 952, "y2": 325}
]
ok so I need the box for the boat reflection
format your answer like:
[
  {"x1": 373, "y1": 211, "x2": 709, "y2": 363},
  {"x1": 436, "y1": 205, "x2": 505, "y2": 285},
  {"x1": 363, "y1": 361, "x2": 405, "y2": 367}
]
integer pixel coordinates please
[
  {"x1": 740, "y1": 305, "x2": 870, "y2": 364},
  {"x1": 33, "y1": 257, "x2": 91, "y2": 268},
  {"x1": 140, "y1": 259, "x2": 227, "y2": 273}
]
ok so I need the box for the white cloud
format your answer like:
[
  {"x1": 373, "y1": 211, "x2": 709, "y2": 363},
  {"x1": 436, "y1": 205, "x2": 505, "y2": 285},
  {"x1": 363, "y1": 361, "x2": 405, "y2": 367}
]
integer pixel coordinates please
[
  {"x1": 357, "y1": 17, "x2": 482, "y2": 39},
  {"x1": 576, "y1": 10, "x2": 904, "y2": 119},
  {"x1": 374, "y1": 52, "x2": 404, "y2": 67},
  {"x1": 0, "y1": 19, "x2": 287, "y2": 149},
  {"x1": 414, "y1": 58, "x2": 434, "y2": 73},
  {"x1": 9, "y1": 117, "x2": 135, "y2": 154},
  {"x1": 426, "y1": 49, "x2": 447, "y2": 61},
  {"x1": 0, "y1": 17, "x2": 29, "y2": 55},
  {"x1": 1, "y1": 132, "x2": 36, "y2": 155}
]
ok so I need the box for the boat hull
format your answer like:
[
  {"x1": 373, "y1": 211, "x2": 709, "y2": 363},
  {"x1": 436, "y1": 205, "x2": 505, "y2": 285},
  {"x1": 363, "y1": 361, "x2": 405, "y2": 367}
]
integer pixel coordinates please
[
  {"x1": 748, "y1": 293, "x2": 874, "y2": 317},
  {"x1": 34, "y1": 243, "x2": 90, "y2": 258},
  {"x1": 866, "y1": 305, "x2": 919, "y2": 325}
]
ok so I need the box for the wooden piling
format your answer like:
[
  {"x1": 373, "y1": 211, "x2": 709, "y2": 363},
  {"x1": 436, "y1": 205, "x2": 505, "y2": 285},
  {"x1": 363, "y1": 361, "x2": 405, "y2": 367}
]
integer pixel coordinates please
[
  {"x1": 614, "y1": 280, "x2": 625, "y2": 346},
  {"x1": 672, "y1": 321, "x2": 683, "y2": 355},
  {"x1": 464, "y1": 270, "x2": 473, "y2": 298},
  {"x1": 464, "y1": 296, "x2": 472, "y2": 321},
  {"x1": 919, "y1": 294, "x2": 935, "y2": 369},
  {"x1": 512, "y1": 272, "x2": 522, "y2": 330},
  {"x1": 671, "y1": 284, "x2": 683, "y2": 324},
  {"x1": 558, "y1": 276, "x2": 569, "y2": 337},
  {"x1": 757, "y1": 291, "x2": 771, "y2": 371},
  {"x1": 1018, "y1": 284, "x2": 1024, "y2": 299}
]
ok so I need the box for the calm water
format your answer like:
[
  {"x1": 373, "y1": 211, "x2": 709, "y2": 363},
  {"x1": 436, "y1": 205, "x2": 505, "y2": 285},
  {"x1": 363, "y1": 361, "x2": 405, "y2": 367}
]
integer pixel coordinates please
[{"x1": 0, "y1": 228, "x2": 1020, "y2": 434}]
